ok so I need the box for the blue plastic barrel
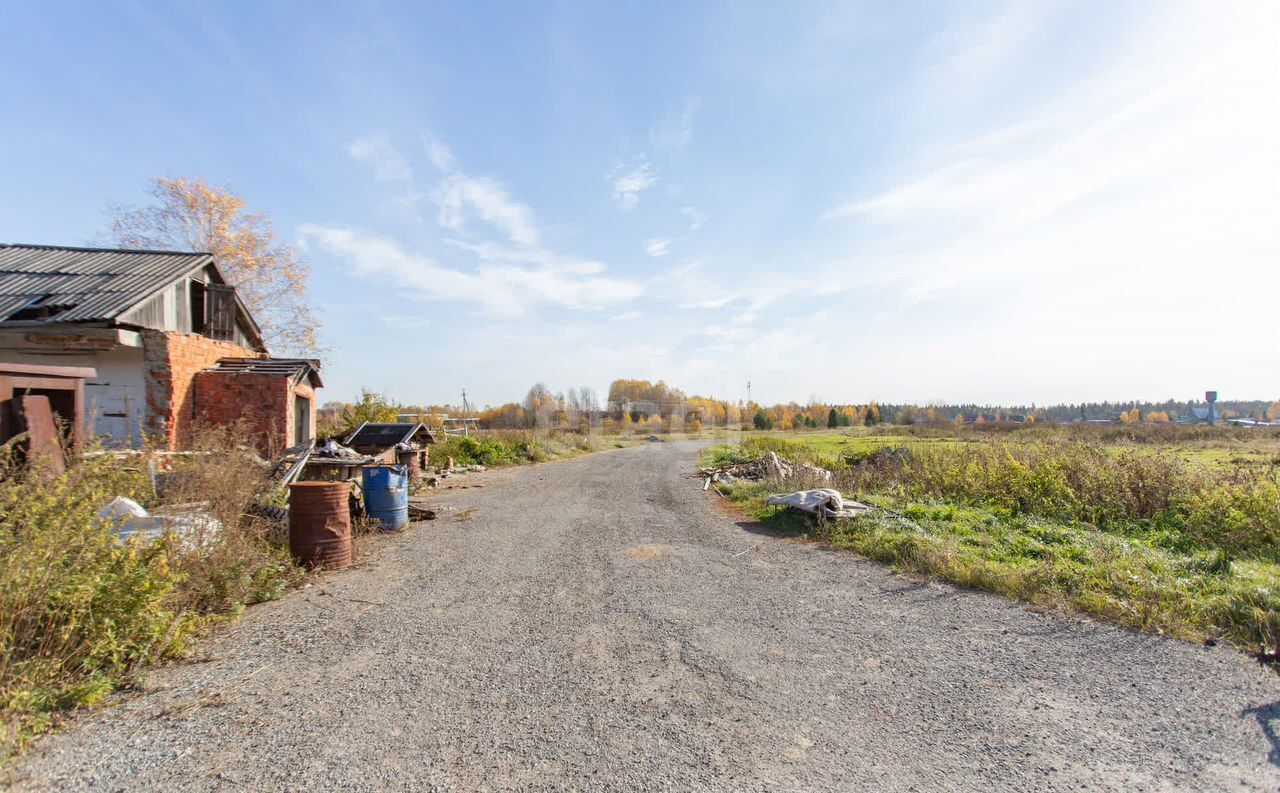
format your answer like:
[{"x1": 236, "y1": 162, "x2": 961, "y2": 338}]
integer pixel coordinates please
[{"x1": 362, "y1": 465, "x2": 409, "y2": 531}]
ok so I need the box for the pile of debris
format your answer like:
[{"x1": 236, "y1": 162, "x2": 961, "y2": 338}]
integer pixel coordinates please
[
  {"x1": 312, "y1": 439, "x2": 370, "y2": 462},
  {"x1": 698, "y1": 451, "x2": 833, "y2": 490},
  {"x1": 422, "y1": 457, "x2": 487, "y2": 488}
]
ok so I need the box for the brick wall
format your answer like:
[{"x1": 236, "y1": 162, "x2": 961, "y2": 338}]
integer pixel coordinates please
[
  {"x1": 192, "y1": 371, "x2": 290, "y2": 454},
  {"x1": 141, "y1": 330, "x2": 263, "y2": 450}
]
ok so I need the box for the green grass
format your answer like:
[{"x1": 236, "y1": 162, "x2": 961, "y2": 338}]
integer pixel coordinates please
[
  {"x1": 706, "y1": 426, "x2": 1280, "y2": 653},
  {"x1": 430, "y1": 429, "x2": 630, "y2": 469}
]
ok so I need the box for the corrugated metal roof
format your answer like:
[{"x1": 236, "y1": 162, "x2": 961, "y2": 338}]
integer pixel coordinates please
[
  {"x1": 0, "y1": 244, "x2": 213, "y2": 324},
  {"x1": 203, "y1": 357, "x2": 323, "y2": 387}
]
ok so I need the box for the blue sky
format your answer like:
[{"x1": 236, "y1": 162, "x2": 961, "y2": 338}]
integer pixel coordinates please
[{"x1": 1, "y1": 1, "x2": 1276, "y2": 407}]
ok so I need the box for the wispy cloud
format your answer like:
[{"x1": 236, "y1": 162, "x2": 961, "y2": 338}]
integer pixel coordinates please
[
  {"x1": 820, "y1": 3, "x2": 1277, "y2": 312},
  {"x1": 443, "y1": 238, "x2": 605, "y2": 275},
  {"x1": 658, "y1": 259, "x2": 818, "y2": 313},
  {"x1": 919, "y1": 4, "x2": 1050, "y2": 104},
  {"x1": 330, "y1": 131, "x2": 644, "y2": 318},
  {"x1": 641, "y1": 206, "x2": 706, "y2": 258},
  {"x1": 347, "y1": 133, "x2": 413, "y2": 181},
  {"x1": 434, "y1": 175, "x2": 539, "y2": 246},
  {"x1": 381, "y1": 315, "x2": 432, "y2": 329},
  {"x1": 609, "y1": 161, "x2": 658, "y2": 210},
  {"x1": 422, "y1": 135, "x2": 539, "y2": 246},
  {"x1": 681, "y1": 206, "x2": 707, "y2": 233},
  {"x1": 650, "y1": 97, "x2": 699, "y2": 154},
  {"x1": 300, "y1": 225, "x2": 642, "y2": 317},
  {"x1": 644, "y1": 238, "x2": 671, "y2": 257},
  {"x1": 421, "y1": 132, "x2": 456, "y2": 172}
]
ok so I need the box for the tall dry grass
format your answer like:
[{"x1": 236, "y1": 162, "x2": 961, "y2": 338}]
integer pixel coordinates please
[
  {"x1": 841, "y1": 442, "x2": 1280, "y2": 559},
  {"x1": 0, "y1": 423, "x2": 300, "y2": 758}
]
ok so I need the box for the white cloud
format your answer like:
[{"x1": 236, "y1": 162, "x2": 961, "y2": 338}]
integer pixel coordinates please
[
  {"x1": 681, "y1": 206, "x2": 707, "y2": 233},
  {"x1": 679, "y1": 296, "x2": 734, "y2": 310},
  {"x1": 347, "y1": 133, "x2": 413, "y2": 181},
  {"x1": 820, "y1": 2, "x2": 1278, "y2": 319},
  {"x1": 300, "y1": 224, "x2": 642, "y2": 318},
  {"x1": 611, "y1": 310, "x2": 643, "y2": 321},
  {"x1": 403, "y1": 132, "x2": 540, "y2": 246},
  {"x1": 610, "y1": 161, "x2": 658, "y2": 210},
  {"x1": 658, "y1": 259, "x2": 836, "y2": 313},
  {"x1": 650, "y1": 97, "x2": 699, "y2": 153},
  {"x1": 381, "y1": 315, "x2": 432, "y2": 329},
  {"x1": 919, "y1": 3, "x2": 1050, "y2": 104},
  {"x1": 443, "y1": 238, "x2": 606, "y2": 275},
  {"x1": 644, "y1": 238, "x2": 672, "y2": 257},
  {"x1": 434, "y1": 174, "x2": 539, "y2": 246},
  {"x1": 639, "y1": 207, "x2": 706, "y2": 260},
  {"x1": 421, "y1": 132, "x2": 457, "y2": 172}
]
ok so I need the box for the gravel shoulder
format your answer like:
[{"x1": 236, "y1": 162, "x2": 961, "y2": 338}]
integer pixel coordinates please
[{"x1": 7, "y1": 440, "x2": 1280, "y2": 791}]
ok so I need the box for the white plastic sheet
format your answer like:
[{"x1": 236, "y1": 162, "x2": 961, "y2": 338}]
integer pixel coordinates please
[
  {"x1": 766, "y1": 488, "x2": 869, "y2": 518},
  {"x1": 95, "y1": 496, "x2": 222, "y2": 545}
]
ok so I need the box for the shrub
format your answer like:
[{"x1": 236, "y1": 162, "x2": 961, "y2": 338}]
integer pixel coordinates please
[
  {"x1": 0, "y1": 452, "x2": 187, "y2": 755},
  {"x1": 0, "y1": 425, "x2": 301, "y2": 758}
]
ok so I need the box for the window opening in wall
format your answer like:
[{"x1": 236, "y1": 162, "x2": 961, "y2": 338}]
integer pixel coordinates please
[
  {"x1": 205, "y1": 284, "x2": 236, "y2": 341},
  {"x1": 189, "y1": 280, "x2": 206, "y2": 333}
]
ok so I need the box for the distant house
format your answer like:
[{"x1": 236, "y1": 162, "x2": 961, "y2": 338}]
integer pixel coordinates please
[{"x1": 0, "y1": 244, "x2": 321, "y2": 451}]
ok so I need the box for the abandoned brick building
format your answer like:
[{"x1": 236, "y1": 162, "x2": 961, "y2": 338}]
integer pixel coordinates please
[{"x1": 0, "y1": 244, "x2": 321, "y2": 452}]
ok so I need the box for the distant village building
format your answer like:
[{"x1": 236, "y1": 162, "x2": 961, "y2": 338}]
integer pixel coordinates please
[{"x1": 0, "y1": 244, "x2": 321, "y2": 451}]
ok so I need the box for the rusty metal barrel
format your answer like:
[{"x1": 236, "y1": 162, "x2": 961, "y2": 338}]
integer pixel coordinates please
[{"x1": 288, "y1": 481, "x2": 352, "y2": 569}]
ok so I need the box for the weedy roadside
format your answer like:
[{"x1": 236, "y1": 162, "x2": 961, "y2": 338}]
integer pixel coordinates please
[
  {"x1": 0, "y1": 425, "x2": 303, "y2": 760},
  {"x1": 707, "y1": 430, "x2": 1280, "y2": 657}
]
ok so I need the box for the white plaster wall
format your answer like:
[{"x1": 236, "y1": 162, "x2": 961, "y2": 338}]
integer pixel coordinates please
[
  {"x1": 83, "y1": 347, "x2": 147, "y2": 446},
  {"x1": 1, "y1": 346, "x2": 147, "y2": 447}
]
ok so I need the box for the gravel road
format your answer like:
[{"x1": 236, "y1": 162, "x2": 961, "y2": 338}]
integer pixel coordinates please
[{"x1": 9, "y1": 441, "x2": 1280, "y2": 791}]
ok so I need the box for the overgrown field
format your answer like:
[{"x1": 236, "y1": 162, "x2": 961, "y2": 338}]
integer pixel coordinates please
[
  {"x1": 705, "y1": 425, "x2": 1280, "y2": 654},
  {"x1": 0, "y1": 429, "x2": 303, "y2": 760},
  {"x1": 430, "y1": 428, "x2": 629, "y2": 468}
]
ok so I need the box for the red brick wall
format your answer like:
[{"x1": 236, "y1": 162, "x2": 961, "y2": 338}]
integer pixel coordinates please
[
  {"x1": 192, "y1": 375, "x2": 319, "y2": 455},
  {"x1": 141, "y1": 330, "x2": 263, "y2": 450},
  {"x1": 192, "y1": 371, "x2": 291, "y2": 454}
]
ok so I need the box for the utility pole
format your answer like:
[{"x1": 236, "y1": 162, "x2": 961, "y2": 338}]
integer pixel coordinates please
[
  {"x1": 747, "y1": 380, "x2": 752, "y2": 407},
  {"x1": 461, "y1": 388, "x2": 472, "y2": 436}
]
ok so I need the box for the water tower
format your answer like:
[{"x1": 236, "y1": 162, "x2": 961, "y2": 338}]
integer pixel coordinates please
[{"x1": 1205, "y1": 390, "x2": 1217, "y2": 424}]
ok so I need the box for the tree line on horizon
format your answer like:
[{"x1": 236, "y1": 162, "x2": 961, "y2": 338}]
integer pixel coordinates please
[{"x1": 320, "y1": 380, "x2": 1280, "y2": 436}]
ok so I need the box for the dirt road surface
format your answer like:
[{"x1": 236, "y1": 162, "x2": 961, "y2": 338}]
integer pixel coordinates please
[{"x1": 10, "y1": 441, "x2": 1280, "y2": 791}]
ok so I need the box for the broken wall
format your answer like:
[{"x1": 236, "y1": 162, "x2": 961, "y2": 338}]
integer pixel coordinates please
[
  {"x1": 142, "y1": 330, "x2": 263, "y2": 450},
  {"x1": 192, "y1": 371, "x2": 316, "y2": 455}
]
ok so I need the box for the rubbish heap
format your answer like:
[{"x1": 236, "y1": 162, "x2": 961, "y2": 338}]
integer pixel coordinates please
[{"x1": 697, "y1": 451, "x2": 834, "y2": 489}]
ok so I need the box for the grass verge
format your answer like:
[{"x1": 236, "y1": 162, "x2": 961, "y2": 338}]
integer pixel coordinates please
[
  {"x1": 429, "y1": 429, "x2": 629, "y2": 468},
  {"x1": 707, "y1": 431, "x2": 1280, "y2": 655}
]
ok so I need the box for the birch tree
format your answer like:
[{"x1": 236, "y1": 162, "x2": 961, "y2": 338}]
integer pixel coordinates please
[{"x1": 108, "y1": 177, "x2": 320, "y2": 355}]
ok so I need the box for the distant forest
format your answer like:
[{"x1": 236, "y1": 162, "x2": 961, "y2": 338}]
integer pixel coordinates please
[{"x1": 346, "y1": 379, "x2": 1279, "y2": 431}]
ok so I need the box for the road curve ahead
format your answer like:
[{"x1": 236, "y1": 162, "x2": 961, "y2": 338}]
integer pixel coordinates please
[{"x1": 11, "y1": 441, "x2": 1280, "y2": 791}]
